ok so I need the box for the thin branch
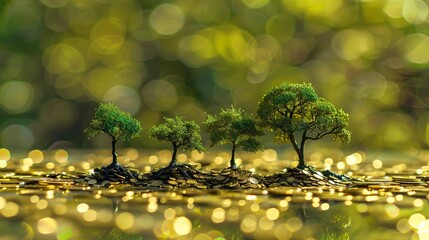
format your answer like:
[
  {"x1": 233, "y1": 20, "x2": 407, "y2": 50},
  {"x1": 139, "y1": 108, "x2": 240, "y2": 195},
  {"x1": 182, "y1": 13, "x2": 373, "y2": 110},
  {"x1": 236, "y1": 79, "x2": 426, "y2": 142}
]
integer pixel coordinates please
[
  {"x1": 306, "y1": 127, "x2": 340, "y2": 141},
  {"x1": 276, "y1": 109, "x2": 288, "y2": 117}
]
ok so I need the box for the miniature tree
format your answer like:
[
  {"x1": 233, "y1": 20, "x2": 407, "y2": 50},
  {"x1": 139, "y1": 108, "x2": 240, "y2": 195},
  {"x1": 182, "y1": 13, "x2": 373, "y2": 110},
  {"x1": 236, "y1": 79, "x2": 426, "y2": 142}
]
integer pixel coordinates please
[
  {"x1": 257, "y1": 83, "x2": 351, "y2": 169},
  {"x1": 204, "y1": 106, "x2": 263, "y2": 169},
  {"x1": 84, "y1": 103, "x2": 142, "y2": 169},
  {"x1": 148, "y1": 116, "x2": 204, "y2": 168}
]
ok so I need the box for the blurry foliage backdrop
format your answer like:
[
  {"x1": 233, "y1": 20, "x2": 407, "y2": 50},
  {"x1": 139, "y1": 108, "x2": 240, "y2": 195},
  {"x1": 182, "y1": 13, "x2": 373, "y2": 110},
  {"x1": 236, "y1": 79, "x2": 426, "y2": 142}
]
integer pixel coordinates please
[{"x1": 1, "y1": 0, "x2": 429, "y2": 151}]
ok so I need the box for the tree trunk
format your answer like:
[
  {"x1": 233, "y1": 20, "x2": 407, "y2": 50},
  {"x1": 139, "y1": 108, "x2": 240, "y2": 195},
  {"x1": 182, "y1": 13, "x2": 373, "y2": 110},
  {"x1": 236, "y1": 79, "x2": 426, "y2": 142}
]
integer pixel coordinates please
[
  {"x1": 108, "y1": 137, "x2": 118, "y2": 168},
  {"x1": 169, "y1": 144, "x2": 178, "y2": 167},
  {"x1": 230, "y1": 142, "x2": 237, "y2": 169},
  {"x1": 289, "y1": 134, "x2": 306, "y2": 169},
  {"x1": 298, "y1": 137, "x2": 307, "y2": 169},
  {"x1": 297, "y1": 148, "x2": 305, "y2": 169}
]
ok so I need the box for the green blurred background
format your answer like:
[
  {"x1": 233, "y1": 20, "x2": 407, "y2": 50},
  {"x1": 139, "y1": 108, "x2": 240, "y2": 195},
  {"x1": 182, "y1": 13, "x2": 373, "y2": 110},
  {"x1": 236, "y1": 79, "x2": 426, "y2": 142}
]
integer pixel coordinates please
[{"x1": 1, "y1": 0, "x2": 429, "y2": 151}]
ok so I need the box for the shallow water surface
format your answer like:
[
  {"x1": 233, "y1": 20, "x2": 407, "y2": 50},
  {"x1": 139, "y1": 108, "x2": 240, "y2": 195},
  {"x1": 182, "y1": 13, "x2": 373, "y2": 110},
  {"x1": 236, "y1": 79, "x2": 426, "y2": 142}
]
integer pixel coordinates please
[{"x1": 1, "y1": 149, "x2": 429, "y2": 240}]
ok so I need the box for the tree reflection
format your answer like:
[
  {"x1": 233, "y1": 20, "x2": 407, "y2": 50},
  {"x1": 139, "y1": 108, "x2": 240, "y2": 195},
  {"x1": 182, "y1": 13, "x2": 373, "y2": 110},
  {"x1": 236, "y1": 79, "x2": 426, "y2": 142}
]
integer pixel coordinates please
[{"x1": 282, "y1": 203, "x2": 352, "y2": 240}]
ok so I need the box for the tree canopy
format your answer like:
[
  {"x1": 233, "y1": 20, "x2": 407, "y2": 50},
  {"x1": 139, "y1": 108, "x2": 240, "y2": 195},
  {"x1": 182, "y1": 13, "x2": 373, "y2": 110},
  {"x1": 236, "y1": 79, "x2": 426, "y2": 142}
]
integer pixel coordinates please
[
  {"x1": 204, "y1": 106, "x2": 263, "y2": 169},
  {"x1": 84, "y1": 102, "x2": 142, "y2": 167},
  {"x1": 149, "y1": 116, "x2": 204, "y2": 167},
  {"x1": 84, "y1": 103, "x2": 142, "y2": 142},
  {"x1": 257, "y1": 83, "x2": 351, "y2": 168}
]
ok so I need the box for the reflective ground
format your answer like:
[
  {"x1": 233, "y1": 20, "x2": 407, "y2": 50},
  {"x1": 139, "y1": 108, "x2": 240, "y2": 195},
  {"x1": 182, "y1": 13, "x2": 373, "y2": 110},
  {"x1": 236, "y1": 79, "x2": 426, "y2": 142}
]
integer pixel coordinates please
[{"x1": 1, "y1": 148, "x2": 429, "y2": 240}]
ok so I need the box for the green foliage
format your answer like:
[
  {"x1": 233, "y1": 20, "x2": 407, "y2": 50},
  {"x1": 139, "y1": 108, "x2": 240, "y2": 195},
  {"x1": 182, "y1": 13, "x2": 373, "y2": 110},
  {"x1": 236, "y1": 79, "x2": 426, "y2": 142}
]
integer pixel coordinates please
[
  {"x1": 148, "y1": 116, "x2": 204, "y2": 153},
  {"x1": 204, "y1": 106, "x2": 263, "y2": 154},
  {"x1": 257, "y1": 82, "x2": 351, "y2": 167},
  {"x1": 84, "y1": 103, "x2": 142, "y2": 142}
]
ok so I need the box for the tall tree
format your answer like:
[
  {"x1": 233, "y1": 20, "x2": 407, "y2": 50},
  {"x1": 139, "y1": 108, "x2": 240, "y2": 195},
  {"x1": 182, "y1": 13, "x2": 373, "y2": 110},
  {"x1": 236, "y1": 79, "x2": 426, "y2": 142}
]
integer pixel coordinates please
[
  {"x1": 149, "y1": 116, "x2": 204, "y2": 167},
  {"x1": 204, "y1": 106, "x2": 263, "y2": 169},
  {"x1": 257, "y1": 83, "x2": 351, "y2": 168},
  {"x1": 84, "y1": 103, "x2": 142, "y2": 168}
]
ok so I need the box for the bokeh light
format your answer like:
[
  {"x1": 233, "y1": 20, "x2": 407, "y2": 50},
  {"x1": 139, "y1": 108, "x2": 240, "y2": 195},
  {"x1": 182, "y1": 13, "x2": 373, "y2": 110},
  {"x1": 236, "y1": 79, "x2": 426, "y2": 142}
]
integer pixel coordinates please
[
  {"x1": 0, "y1": 0, "x2": 429, "y2": 150},
  {"x1": 37, "y1": 217, "x2": 58, "y2": 235},
  {"x1": 0, "y1": 81, "x2": 35, "y2": 114},
  {"x1": 1, "y1": 124, "x2": 34, "y2": 149},
  {"x1": 149, "y1": 4, "x2": 185, "y2": 36},
  {"x1": 173, "y1": 216, "x2": 192, "y2": 235}
]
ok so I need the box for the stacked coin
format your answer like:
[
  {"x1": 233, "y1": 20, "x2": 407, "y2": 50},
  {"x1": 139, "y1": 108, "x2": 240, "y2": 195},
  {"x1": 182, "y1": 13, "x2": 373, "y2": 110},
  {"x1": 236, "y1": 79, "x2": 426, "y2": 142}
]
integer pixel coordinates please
[
  {"x1": 144, "y1": 164, "x2": 207, "y2": 189},
  {"x1": 264, "y1": 168, "x2": 349, "y2": 187},
  {"x1": 74, "y1": 165, "x2": 142, "y2": 186},
  {"x1": 204, "y1": 168, "x2": 265, "y2": 189}
]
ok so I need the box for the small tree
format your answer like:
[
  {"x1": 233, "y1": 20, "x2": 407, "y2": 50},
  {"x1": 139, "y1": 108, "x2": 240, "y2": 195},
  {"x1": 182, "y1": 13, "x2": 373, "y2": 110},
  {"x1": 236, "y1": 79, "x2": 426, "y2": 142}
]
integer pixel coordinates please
[
  {"x1": 204, "y1": 106, "x2": 263, "y2": 169},
  {"x1": 149, "y1": 116, "x2": 204, "y2": 167},
  {"x1": 257, "y1": 83, "x2": 351, "y2": 168},
  {"x1": 84, "y1": 103, "x2": 142, "y2": 168}
]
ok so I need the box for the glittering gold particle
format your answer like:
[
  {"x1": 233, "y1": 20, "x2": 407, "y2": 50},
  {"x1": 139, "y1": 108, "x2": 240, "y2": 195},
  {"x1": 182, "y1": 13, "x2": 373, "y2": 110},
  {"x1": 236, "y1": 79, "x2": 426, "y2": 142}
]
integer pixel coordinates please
[
  {"x1": 97, "y1": 209, "x2": 114, "y2": 223},
  {"x1": 177, "y1": 153, "x2": 187, "y2": 163},
  {"x1": 116, "y1": 212, "x2": 135, "y2": 230},
  {"x1": 227, "y1": 207, "x2": 240, "y2": 221},
  {"x1": 28, "y1": 149, "x2": 44, "y2": 163},
  {"x1": 164, "y1": 208, "x2": 176, "y2": 220},
  {"x1": 337, "y1": 161, "x2": 345, "y2": 170},
  {"x1": 211, "y1": 208, "x2": 226, "y2": 223},
  {"x1": 418, "y1": 219, "x2": 429, "y2": 239},
  {"x1": 266, "y1": 208, "x2": 280, "y2": 220},
  {"x1": 240, "y1": 215, "x2": 257, "y2": 233},
  {"x1": 147, "y1": 202, "x2": 158, "y2": 213},
  {"x1": 173, "y1": 216, "x2": 192, "y2": 236},
  {"x1": 356, "y1": 203, "x2": 368, "y2": 213},
  {"x1": 250, "y1": 203, "x2": 260, "y2": 212},
  {"x1": 396, "y1": 218, "x2": 411, "y2": 233},
  {"x1": 279, "y1": 200, "x2": 288, "y2": 208},
  {"x1": 126, "y1": 148, "x2": 139, "y2": 160},
  {"x1": 148, "y1": 155, "x2": 158, "y2": 164},
  {"x1": 55, "y1": 149, "x2": 68, "y2": 163},
  {"x1": 0, "y1": 148, "x2": 10, "y2": 160},
  {"x1": 320, "y1": 203, "x2": 330, "y2": 211},
  {"x1": 30, "y1": 195, "x2": 39, "y2": 203},
  {"x1": 54, "y1": 204, "x2": 68, "y2": 215},
  {"x1": 214, "y1": 156, "x2": 224, "y2": 165},
  {"x1": 76, "y1": 203, "x2": 89, "y2": 213},
  {"x1": 21, "y1": 158, "x2": 33, "y2": 167},
  {"x1": 36, "y1": 199, "x2": 48, "y2": 210},
  {"x1": 414, "y1": 199, "x2": 424, "y2": 207},
  {"x1": 193, "y1": 233, "x2": 213, "y2": 240},
  {"x1": 372, "y1": 159, "x2": 383, "y2": 169},
  {"x1": 1, "y1": 202, "x2": 19, "y2": 217},
  {"x1": 46, "y1": 162, "x2": 55, "y2": 169},
  {"x1": 0, "y1": 160, "x2": 6, "y2": 168},
  {"x1": 83, "y1": 209, "x2": 97, "y2": 222},
  {"x1": 81, "y1": 162, "x2": 90, "y2": 170},
  {"x1": 37, "y1": 217, "x2": 57, "y2": 234},
  {"x1": 409, "y1": 213, "x2": 426, "y2": 229},
  {"x1": 274, "y1": 223, "x2": 293, "y2": 240},
  {"x1": 385, "y1": 204, "x2": 399, "y2": 218},
  {"x1": 258, "y1": 216, "x2": 274, "y2": 230},
  {"x1": 0, "y1": 197, "x2": 6, "y2": 209},
  {"x1": 286, "y1": 217, "x2": 303, "y2": 232},
  {"x1": 262, "y1": 149, "x2": 277, "y2": 161},
  {"x1": 246, "y1": 195, "x2": 257, "y2": 201},
  {"x1": 191, "y1": 150, "x2": 204, "y2": 160}
]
